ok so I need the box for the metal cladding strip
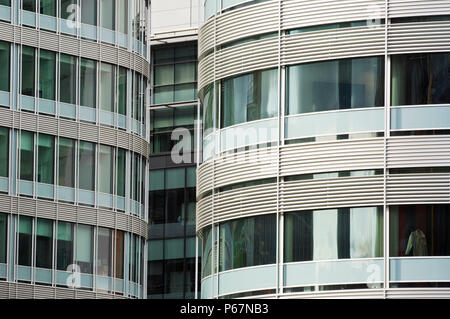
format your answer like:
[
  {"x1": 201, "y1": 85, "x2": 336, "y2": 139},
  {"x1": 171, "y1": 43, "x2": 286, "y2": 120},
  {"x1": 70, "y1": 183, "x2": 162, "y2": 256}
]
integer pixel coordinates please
[
  {"x1": 215, "y1": 1, "x2": 279, "y2": 46},
  {"x1": 0, "y1": 22, "x2": 150, "y2": 78},
  {"x1": 280, "y1": 138, "x2": 385, "y2": 176},
  {"x1": 281, "y1": 26, "x2": 386, "y2": 66},
  {"x1": 281, "y1": 0, "x2": 386, "y2": 30},
  {"x1": 0, "y1": 282, "x2": 127, "y2": 299},
  {"x1": 199, "y1": 18, "x2": 215, "y2": 57},
  {"x1": 388, "y1": 0, "x2": 450, "y2": 18},
  {"x1": 275, "y1": 289, "x2": 386, "y2": 299},
  {"x1": 388, "y1": 21, "x2": 450, "y2": 54},
  {"x1": 196, "y1": 195, "x2": 213, "y2": 232},
  {"x1": 0, "y1": 108, "x2": 149, "y2": 159},
  {"x1": 213, "y1": 147, "x2": 279, "y2": 188},
  {"x1": 0, "y1": 194, "x2": 148, "y2": 239},
  {"x1": 387, "y1": 136, "x2": 450, "y2": 167},
  {"x1": 198, "y1": 53, "x2": 215, "y2": 92},
  {"x1": 387, "y1": 174, "x2": 450, "y2": 204},
  {"x1": 385, "y1": 288, "x2": 450, "y2": 299},
  {"x1": 279, "y1": 176, "x2": 385, "y2": 212},
  {"x1": 197, "y1": 161, "x2": 214, "y2": 196}
]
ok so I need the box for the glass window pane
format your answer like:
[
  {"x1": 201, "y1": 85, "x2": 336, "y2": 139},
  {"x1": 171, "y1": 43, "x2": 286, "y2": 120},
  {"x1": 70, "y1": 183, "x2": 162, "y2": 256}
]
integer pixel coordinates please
[
  {"x1": 58, "y1": 137, "x2": 75, "y2": 187},
  {"x1": 132, "y1": 73, "x2": 141, "y2": 120},
  {"x1": 20, "y1": 131, "x2": 34, "y2": 181},
  {"x1": 0, "y1": 41, "x2": 10, "y2": 92},
  {"x1": 59, "y1": 54, "x2": 77, "y2": 104},
  {"x1": 392, "y1": 53, "x2": 450, "y2": 106},
  {"x1": 37, "y1": 134, "x2": 54, "y2": 184},
  {"x1": 154, "y1": 86, "x2": 173, "y2": 104},
  {"x1": 21, "y1": 46, "x2": 35, "y2": 97},
  {"x1": 18, "y1": 216, "x2": 32, "y2": 266},
  {"x1": 0, "y1": 127, "x2": 8, "y2": 178},
  {"x1": 115, "y1": 230, "x2": 124, "y2": 279},
  {"x1": 118, "y1": 0, "x2": 128, "y2": 34},
  {"x1": 220, "y1": 214, "x2": 276, "y2": 271},
  {"x1": 118, "y1": 67, "x2": 127, "y2": 115},
  {"x1": 79, "y1": 141, "x2": 95, "y2": 191},
  {"x1": 201, "y1": 84, "x2": 217, "y2": 135},
  {"x1": 155, "y1": 65, "x2": 174, "y2": 86},
  {"x1": 36, "y1": 218, "x2": 53, "y2": 269},
  {"x1": 0, "y1": 214, "x2": 7, "y2": 264},
  {"x1": 0, "y1": 0, "x2": 11, "y2": 6},
  {"x1": 76, "y1": 224, "x2": 93, "y2": 274},
  {"x1": 166, "y1": 168, "x2": 185, "y2": 189},
  {"x1": 80, "y1": 58, "x2": 96, "y2": 108},
  {"x1": 149, "y1": 190, "x2": 165, "y2": 224},
  {"x1": 98, "y1": 145, "x2": 114, "y2": 194},
  {"x1": 39, "y1": 49, "x2": 55, "y2": 100},
  {"x1": 40, "y1": 0, "x2": 56, "y2": 16},
  {"x1": 97, "y1": 227, "x2": 112, "y2": 277},
  {"x1": 221, "y1": 69, "x2": 278, "y2": 128},
  {"x1": 81, "y1": 0, "x2": 97, "y2": 26},
  {"x1": 23, "y1": 0, "x2": 36, "y2": 12},
  {"x1": 175, "y1": 62, "x2": 196, "y2": 84},
  {"x1": 100, "y1": 63, "x2": 115, "y2": 112},
  {"x1": 154, "y1": 47, "x2": 174, "y2": 65},
  {"x1": 174, "y1": 83, "x2": 195, "y2": 102},
  {"x1": 287, "y1": 57, "x2": 385, "y2": 115},
  {"x1": 57, "y1": 221, "x2": 73, "y2": 271},
  {"x1": 116, "y1": 148, "x2": 125, "y2": 197},
  {"x1": 60, "y1": 0, "x2": 76, "y2": 20},
  {"x1": 100, "y1": 0, "x2": 115, "y2": 30}
]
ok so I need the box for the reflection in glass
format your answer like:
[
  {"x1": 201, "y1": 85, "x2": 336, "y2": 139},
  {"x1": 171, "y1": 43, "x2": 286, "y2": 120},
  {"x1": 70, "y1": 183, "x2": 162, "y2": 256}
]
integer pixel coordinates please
[
  {"x1": 118, "y1": 67, "x2": 127, "y2": 116},
  {"x1": 100, "y1": 63, "x2": 115, "y2": 112},
  {"x1": 81, "y1": 0, "x2": 97, "y2": 26},
  {"x1": 21, "y1": 46, "x2": 35, "y2": 96},
  {"x1": 79, "y1": 141, "x2": 95, "y2": 191},
  {"x1": 36, "y1": 218, "x2": 53, "y2": 269},
  {"x1": 284, "y1": 207, "x2": 383, "y2": 262},
  {"x1": 39, "y1": 50, "x2": 56, "y2": 100},
  {"x1": 98, "y1": 145, "x2": 114, "y2": 194},
  {"x1": 392, "y1": 53, "x2": 450, "y2": 106},
  {"x1": 220, "y1": 214, "x2": 276, "y2": 271},
  {"x1": 97, "y1": 227, "x2": 112, "y2": 277},
  {"x1": 80, "y1": 58, "x2": 96, "y2": 108},
  {"x1": 76, "y1": 224, "x2": 93, "y2": 274},
  {"x1": 390, "y1": 205, "x2": 450, "y2": 257},
  {"x1": 201, "y1": 226, "x2": 212, "y2": 278},
  {"x1": 59, "y1": 54, "x2": 77, "y2": 104},
  {"x1": 101, "y1": 0, "x2": 115, "y2": 30},
  {"x1": 18, "y1": 216, "x2": 32, "y2": 266},
  {"x1": 287, "y1": 57, "x2": 385, "y2": 115},
  {"x1": 60, "y1": 0, "x2": 76, "y2": 20},
  {"x1": 57, "y1": 221, "x2": 73, "y2": 271},
  {"x1": 20, "y1": 131, "x2": 34, "y2": 181},
  {"x1": 58, "y1": 138, "x2": 75, "y2": 187},
  {"x1": 222, "y1": 69, "x2": 278, "y2": 128},
  {"x1": 118, "y1": 0, "x2": 128, "y2": 34},
  {"x1": 37, "y1": 134, "x2": 54, "y2": 184},
  {"x1": 40, "y1": 0, "x2": 56, "y2": 16}
]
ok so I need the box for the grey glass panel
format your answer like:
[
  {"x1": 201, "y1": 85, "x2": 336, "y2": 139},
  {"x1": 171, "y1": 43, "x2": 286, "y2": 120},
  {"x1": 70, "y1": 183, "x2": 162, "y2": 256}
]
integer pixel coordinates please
[
  {"x1": 0, "y1": 127, "x2": 8, "y2": 178},
  {"x1": 202, "y1": 227, "x2": 212, "y2": 278},
  {"x1": 97, "y1": 227, "x2": 112, "y2": 277},
  {"x1": 36, "y1": 218, "x2": 53, "y2": 269},
  {"x1": 284, "y1": 207, "x2": 383, "y2": 263},
  {"x1": 18, "y1": 216, "x2": 32, "y2": 267},
  {"x1": 58, "y1": 137, "x2": 75, "y2": 187},
  {"x1": 23, "y1": 0, "x2": 36, "y2": 12},
  {"x1": 98, "y1": 144, "x2": 113, "y2": 194},
  {"x1": 390, "y1": 205, "x2": 450, "y2": 257},
  {"x1": 37, "y1": 134, "x2": 54, "y2": 184},
  {"x1": 175, "y1": 62, "x2": 196, "y2": 84},
  {"x1": 287, "y1": 57, "x2": 385, "y2": 115},
  {"x1": 21, "y1": 46, "x2": 35, "y2": 96},
  {"x1": 118, "y1": 0, "x2": 127, "y2": 34},
  {"x1": 76, "y1": 224, "x2": 93, "y2": 274},
  {"x1": 20, "y1": 131, "x2": 34, "y2": 181},
  {"x1": 60, "y1": 0, "x2": 76, "y2": 19},
  {"x1": 59, "y1": 54, "x2": 76, "y2": 104},
  {"x1": 81, "y1": 0, "x2": 97, "y2": 26},
  {"x1": 57, "y1": 221, "x2": 73, "y2": 271},
  {"x1": 100, "y1": 63, "x2": 114, "y2": 112},
  {"x1": 79, "y1": 141, "x2": 95, "y2": 191},
  {"x1": 0, "y1": 0, "x2": 10, "y2": 6},
  {"x1": 132, "y1": 73, "x2": 141, "y2": 120},
  {"x1": 222, "y1": 69, "x2": 278, "y2": 128},
  {"x1": 0, "y1": 41, "x2": 10, "y2": 92},
  {"x1": 201, "y1": 84, "x2": 217, "y2": 135},
  {"x1": 40, "y1": 0, "x2": 56, "y2": 16},
  {"x1": 0, "y1": 214, "x2": 6, "y2": 263},
  {"x1": 392, "y1": 53, "x2": 450, "y2": 106},
  {"x1": 115, "y1": 230, "x2": 124, "y2": 279},
  {"x1": 100, "y1": 0, "x2": 114, "y2": 30},
  {"x1": 220, "y1": 214, "x2": 276, "y2": 271},
  {"x1": 39, "y1": 49, "x2": 55, "y2": 100},
  {"x1": 155, "y1": 65, "x2": 174, "y2": 86},
  {"x1": 118, "y1": 67, "x2": 127, "y2": 115},
  {"x1": 80, "y1": 58, "x2": 96, "y2": 108}
]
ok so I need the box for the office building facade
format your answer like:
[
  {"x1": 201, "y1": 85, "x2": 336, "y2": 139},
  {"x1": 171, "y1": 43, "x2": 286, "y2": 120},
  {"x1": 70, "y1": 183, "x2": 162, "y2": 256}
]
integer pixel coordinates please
[
  {"x1": 0, "y1": 0, "x2": 150, "y2": 298},
  {"x1": 197, "y1": 0, "x2": 450, "y2": 298}
]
